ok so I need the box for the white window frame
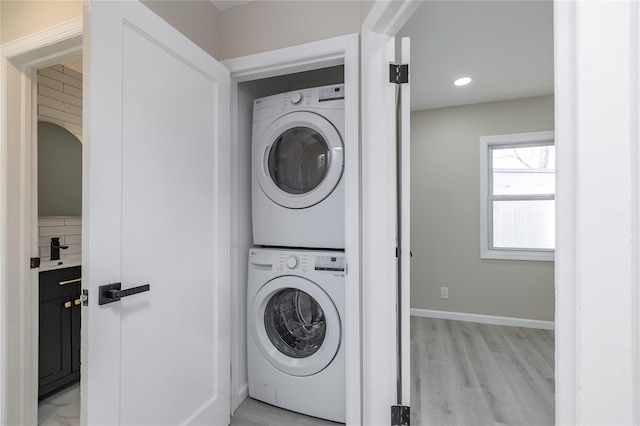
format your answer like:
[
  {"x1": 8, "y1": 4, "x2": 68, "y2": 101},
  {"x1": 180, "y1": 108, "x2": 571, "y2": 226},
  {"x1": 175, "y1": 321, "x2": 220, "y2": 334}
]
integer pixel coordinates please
[{"x1": 480, "y1": 130, "x2": 555, "y2": 261}]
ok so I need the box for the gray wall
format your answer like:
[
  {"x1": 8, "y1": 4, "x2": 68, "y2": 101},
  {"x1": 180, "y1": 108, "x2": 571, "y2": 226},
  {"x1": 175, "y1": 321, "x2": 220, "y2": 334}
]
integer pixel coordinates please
[
  {"x1": 38, "y1": 121, "x2": 82, "y2": 216},
  {"x1": 144, "y1": 1, "x2": 373, "y2": 61},
  {"x1": 218, "y1": 1, "x2": 372, "y2": 60},
  {"x1": 142, "y1": 1, "x2": 221, "y2": 58},
  {"x1": 411, "y1": 95, "x2": 555, "y2": 321}
]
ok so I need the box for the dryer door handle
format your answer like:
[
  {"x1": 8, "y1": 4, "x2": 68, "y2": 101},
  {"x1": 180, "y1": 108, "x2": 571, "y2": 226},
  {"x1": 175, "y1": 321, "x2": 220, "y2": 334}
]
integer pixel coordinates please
[{"x1": 263, "y1": 145, "x2": 271, "y2": 173}]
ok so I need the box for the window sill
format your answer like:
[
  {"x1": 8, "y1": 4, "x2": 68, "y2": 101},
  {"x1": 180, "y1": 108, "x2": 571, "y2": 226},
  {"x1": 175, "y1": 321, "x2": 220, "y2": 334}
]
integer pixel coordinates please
[{"x1": 481, "y1": 249, "x2": 554, "y2": 262}]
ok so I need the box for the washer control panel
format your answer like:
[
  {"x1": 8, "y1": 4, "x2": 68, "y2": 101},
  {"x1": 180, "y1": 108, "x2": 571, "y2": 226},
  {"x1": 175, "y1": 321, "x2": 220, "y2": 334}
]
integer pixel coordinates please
[
  {"x1": 265, "y1": 250, "x2": 345, "y2": 275},
  {"x1": 275, "y1": 252, "x2": 309, "y2": 273}
]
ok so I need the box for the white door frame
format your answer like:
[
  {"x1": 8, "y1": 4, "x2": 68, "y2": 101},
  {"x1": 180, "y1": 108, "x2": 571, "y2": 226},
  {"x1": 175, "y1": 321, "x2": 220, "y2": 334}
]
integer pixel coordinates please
[
  {"x1": 554, "y1": 1, "x2": 640, "y2": 423},
  {"x1": 0, "y1": 17, "x2": 83, "y2": 425},
  {"x1": 360, "y1": 2, "x2": 420, "y2": 424},
  {"x1": 362, "y1": 0, "x2": 640, "y2": 424},
  {"x1": 222, "y1": 33, "x2": 361, "y2": 424}
]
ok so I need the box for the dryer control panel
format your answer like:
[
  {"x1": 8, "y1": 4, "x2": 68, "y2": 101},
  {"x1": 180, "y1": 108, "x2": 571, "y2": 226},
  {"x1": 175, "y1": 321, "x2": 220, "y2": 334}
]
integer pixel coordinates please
[
  {"x1": 314, "y1": 255, "x2": 345, "y2": 272},
  {"x1": 318, "y1": 85, "x2": 345, "y2": 102}
]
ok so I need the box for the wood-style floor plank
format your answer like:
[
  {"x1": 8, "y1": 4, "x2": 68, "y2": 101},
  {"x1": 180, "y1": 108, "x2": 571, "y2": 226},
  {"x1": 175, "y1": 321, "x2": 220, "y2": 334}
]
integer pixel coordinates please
[
  {"x1": 230, "y1": 397, "x2": 342, "y2": 426},
  {"x1": 39, "y1": 319, "x2": 554, "y2": 426},
  {"x1": 411, "y1": 317, "x2": 555, "y2": 426}
]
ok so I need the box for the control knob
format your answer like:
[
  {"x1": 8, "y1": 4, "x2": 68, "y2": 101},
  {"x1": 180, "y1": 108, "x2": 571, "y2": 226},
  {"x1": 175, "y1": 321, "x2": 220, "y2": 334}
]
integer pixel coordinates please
[
  {"x1": 286, "y1": 256, "x2": 299, "y2": 269},
  {"x1": 290, "y1": 92, "x2": 303, "y2": 105}
]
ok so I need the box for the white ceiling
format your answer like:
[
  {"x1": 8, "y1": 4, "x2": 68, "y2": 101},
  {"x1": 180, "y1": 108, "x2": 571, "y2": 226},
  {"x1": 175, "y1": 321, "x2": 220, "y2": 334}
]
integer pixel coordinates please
[{"x1": 397, "y1": 0, "x2": 554, "y2": 111}]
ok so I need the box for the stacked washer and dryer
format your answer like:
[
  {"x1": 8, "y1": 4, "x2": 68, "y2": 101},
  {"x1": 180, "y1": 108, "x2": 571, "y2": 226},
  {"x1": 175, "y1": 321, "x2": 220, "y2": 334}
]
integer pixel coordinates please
[{"x1": 247, "y1": 84, "x2": 346, "y2": 423}]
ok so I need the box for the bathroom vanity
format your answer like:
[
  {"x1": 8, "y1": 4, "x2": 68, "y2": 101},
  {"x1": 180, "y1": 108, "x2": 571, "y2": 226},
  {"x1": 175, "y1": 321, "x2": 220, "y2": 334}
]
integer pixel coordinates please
[{"x1": 38, "y1": 265, "x2": 81, "y2": 399}]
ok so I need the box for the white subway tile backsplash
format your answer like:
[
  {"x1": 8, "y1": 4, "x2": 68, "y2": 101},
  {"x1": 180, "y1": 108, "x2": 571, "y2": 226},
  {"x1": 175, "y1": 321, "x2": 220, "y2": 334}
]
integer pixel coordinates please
[
  {"x1": 39, "y1": 225, "x2": 81, "y2": 238},
  {"x1": 63, "y1": 84, "x2": 82, "y2": 99},
  {"x1": 39, "y1": 85, "x2": 82, "y2": 108},
  {"x1": 39, "y1": 105, "x2": 82, "y2": 126},
  {"x1": 64, "y1": 217, "x2": 82, "y2": 226},
  {"x1": 36, "y1": 65, "x2": 83, "y2": 262},
  {"x1": 64, "y1": 123, "x2": 83, "y2": 137},
  {"x1": 39, "y1": 117, "x2": 66, "y2": 128},
  {"x1": 38, "y1": 75, "x2": 64, "y2": 91},
  {"x1": 39, "y1": 216, "x2": 82, "y2": 261},
  {"x1": 65, "y1": 244, "x2": 82, "y2": 255},
  {"x1": 39, "y1": 217, "x2": 66, "y2": 227},
  {"x1": 38, "y1": 94, "x2": 65, "y2": 111},
  {"x1": 39, "y1": 67, "x2": 82, "y2": 90},
  {"x1": 63, "y1": 103, "x2": 82, "y2": 117},
  {"x1": 65, "y1": 234, "x2": 82, "y2": 245},
  {"x1": 39, "y1": 236, "x2": 52, "y2": 247},
  {"x1": 60, "y1": 252, "x2": 81, "y2": 263},
  {"x1": 41, "y1": 246, "x2": 51, "y2": 259},
  {"x1": 63, "y1": 67, "x2": 82, "y2": 80}
]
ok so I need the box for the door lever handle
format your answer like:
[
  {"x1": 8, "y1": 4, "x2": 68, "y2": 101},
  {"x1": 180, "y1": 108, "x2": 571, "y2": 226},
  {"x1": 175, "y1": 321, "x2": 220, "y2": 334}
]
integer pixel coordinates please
[{"x1": 98, "y1": 282, "x2": 150, "y2": 305}]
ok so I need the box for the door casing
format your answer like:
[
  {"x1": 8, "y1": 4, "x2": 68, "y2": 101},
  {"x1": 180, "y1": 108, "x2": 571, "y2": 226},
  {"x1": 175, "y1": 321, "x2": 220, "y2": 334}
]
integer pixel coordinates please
[
  {"x1": 222, "y1": 33, "x2": 361, "y2": 423},
  {"x1": 0, "y1": 17, "x2": 83, "y2": 425}
]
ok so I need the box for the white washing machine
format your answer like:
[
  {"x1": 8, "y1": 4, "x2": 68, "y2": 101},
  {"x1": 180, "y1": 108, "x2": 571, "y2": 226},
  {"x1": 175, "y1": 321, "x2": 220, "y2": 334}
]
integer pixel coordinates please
[
  {"x1": 247, "y1": 247, "x2": 345, "y2": 423},
  {"x1": 252, "y1": 84, "x2": 345, "y2": 249}
]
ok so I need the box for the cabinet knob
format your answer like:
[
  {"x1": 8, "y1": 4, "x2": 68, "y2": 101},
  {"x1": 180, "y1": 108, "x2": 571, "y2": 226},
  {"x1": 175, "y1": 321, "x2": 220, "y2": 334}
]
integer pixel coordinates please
[
  {"x1": 64, "y1": 301, "x2": 71, "y2": 309},
  {"x1": 74, "y1": 299, "x2": 81, "y2": 306}
]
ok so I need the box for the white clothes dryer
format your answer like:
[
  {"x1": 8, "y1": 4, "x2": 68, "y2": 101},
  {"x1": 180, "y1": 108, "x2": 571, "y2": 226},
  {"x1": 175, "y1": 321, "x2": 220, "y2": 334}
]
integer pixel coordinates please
[
  {"x1": 252, "y1": 84, "x2": 345, "y2": 249},
  {"x1": 247, "y1": 247, "x2": 345, "y2": 423}
]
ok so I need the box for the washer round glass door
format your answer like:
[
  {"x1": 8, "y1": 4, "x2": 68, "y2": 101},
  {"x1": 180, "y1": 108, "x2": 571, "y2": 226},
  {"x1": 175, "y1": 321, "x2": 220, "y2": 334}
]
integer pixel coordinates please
[
  {"x1": 254, "y1": 111, "x2": 344, "y2": 209},
  {"x1": 250, "y1": 276, "x2": 341, "y2": 376}
]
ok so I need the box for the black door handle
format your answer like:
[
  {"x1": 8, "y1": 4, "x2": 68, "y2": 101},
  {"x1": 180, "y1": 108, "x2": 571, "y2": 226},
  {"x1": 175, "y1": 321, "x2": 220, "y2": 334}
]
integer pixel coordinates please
[{"x1": 98, "y1": 282, "x2": 150, "y2": 305}]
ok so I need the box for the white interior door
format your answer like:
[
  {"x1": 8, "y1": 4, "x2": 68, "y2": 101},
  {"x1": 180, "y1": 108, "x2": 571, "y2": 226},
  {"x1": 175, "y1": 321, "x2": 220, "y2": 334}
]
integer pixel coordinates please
[
  {"x1": 82, "y1": 1, "x2": 230, "y2": 424},
  {"x1": 398, "y1": 37, "x2": 411, "y2": 408}
]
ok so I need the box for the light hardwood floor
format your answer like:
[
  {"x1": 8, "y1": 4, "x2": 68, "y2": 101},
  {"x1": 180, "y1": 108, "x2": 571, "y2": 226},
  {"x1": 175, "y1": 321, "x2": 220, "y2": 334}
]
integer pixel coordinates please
[
  {"x1": 38, "y1": 318, "x2": 554, "y2": 426},
  {"x1": 230, "y1": 397, "x2": 342, "y2": 426},
  {"x1": 411, "y1": 317, "x2": 555, "y2": 426}
]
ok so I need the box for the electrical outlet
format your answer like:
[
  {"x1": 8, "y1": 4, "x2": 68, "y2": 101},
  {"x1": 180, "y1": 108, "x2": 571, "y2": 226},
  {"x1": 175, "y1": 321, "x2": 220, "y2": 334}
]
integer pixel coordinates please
[{"x1": 440, "y1": 287, "x2": 449, "y2": 299}]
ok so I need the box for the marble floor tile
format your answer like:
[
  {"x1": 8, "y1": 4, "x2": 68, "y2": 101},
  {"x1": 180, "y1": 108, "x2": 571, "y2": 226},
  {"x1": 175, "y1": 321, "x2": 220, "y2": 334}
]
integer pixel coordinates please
[{"x1": 38, "y1": 383, "x2": 80, "y2": 426}]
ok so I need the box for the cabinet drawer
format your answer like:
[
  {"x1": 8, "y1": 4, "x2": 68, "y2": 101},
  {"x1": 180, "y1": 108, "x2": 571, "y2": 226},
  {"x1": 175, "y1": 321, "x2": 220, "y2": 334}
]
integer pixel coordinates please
[{"x1": 39, "y1": 266, "x2": 82, "y2": 302}]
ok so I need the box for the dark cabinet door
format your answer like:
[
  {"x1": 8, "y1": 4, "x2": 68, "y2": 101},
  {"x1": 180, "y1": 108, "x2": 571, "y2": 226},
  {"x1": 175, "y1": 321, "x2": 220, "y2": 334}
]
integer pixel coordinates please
[
  {"x1": 39, "y1": 296, "x2": 72, "y2": 387},
  {"x1": 39, "y1": 266, "x2": 81, "y2": 399}
]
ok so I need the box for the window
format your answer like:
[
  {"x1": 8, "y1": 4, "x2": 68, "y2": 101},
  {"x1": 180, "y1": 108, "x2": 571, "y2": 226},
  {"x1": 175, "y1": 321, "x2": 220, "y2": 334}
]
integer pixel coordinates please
[{"x1": 480, "y1": 131, "x2": 555, "y2": 261}]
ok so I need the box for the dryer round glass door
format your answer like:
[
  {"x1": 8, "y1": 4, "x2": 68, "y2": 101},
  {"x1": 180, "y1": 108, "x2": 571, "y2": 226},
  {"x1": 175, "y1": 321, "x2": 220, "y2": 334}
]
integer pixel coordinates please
[
  {"x1": 268, "y1": 127, "x2": 329, "y2": 195},
  {"x1": 254, "y1": 111, "x2": 344, "y2": 209},
  {"x1": 250, "y1": 276, "x2": 341, "y2": 376}
]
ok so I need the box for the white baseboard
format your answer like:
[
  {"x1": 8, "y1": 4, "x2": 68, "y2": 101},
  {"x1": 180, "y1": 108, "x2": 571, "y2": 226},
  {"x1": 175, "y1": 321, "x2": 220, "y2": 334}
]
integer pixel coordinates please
[
  {"x1": 410, "y1": 308, "x2": 555, "y2": 330},
  {"x1": 232, "y1": 383, "x2": 249, "y2": 414}
]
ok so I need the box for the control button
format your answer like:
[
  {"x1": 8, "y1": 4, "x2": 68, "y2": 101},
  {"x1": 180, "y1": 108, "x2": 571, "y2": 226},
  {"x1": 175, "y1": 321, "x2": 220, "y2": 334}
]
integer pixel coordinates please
[
  {"x1": 291, "y1": 93, "x2": 303, "y2": 105},
  {"x1": 286, "y1": 256, "x2": 299, "y2": 269}
]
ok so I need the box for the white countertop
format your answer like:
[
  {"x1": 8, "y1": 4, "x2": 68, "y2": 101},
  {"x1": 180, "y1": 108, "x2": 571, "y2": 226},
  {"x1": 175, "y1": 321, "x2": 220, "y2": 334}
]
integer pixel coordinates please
[{"x1": 40, "y1": 255, "x2": 82, "y2": 271}]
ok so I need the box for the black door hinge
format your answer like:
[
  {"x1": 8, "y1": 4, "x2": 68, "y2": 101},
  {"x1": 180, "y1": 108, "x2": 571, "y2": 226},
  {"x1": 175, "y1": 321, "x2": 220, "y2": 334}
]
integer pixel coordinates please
[
  {"x1": 389, "y1": 64, "x2": 409, "y2": 84},
  {"x1": 30, "y1": 257, "x2": 40, "y2": 269},
  {"x1": 81, "y1": 289, "x2": 89, "y2": 306},
  {"x1": 391, "y1": 405, "x2": 410, "y2": 426}
]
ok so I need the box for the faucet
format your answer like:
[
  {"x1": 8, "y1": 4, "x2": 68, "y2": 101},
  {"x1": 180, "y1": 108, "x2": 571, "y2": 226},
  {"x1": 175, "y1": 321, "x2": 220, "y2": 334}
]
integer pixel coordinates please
[{"x1": 50, "y1": 237, "x2": 68, "y2": 261}]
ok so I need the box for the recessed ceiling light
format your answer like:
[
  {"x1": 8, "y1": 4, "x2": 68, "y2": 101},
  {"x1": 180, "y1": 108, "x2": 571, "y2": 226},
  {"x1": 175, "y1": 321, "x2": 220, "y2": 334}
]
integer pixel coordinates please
[{"x1": 454, "y1": 77, "x2": 472, "y2": 86}]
